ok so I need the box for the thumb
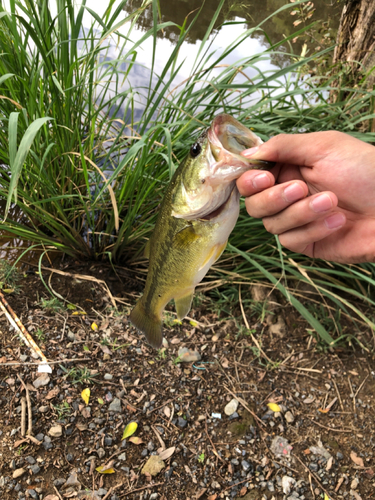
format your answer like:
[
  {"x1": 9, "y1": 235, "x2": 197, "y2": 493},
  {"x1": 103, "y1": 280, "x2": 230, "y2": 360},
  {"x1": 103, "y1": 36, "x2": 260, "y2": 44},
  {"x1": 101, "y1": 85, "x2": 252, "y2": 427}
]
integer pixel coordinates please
[{"x1": 242, "y1": 131, "x2": 342, "y2": 167}]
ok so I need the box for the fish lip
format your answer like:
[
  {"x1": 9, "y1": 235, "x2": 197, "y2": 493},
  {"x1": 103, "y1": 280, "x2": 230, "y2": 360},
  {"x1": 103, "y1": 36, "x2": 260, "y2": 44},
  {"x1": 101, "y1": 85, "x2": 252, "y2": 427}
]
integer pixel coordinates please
[{"x1": 207, "y1": 114, "x2": 275, "y2": 170}]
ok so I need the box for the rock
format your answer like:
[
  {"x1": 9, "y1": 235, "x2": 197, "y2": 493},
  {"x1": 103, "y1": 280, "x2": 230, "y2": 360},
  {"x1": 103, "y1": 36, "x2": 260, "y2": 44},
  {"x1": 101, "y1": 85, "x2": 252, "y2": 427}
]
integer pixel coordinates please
[
  {"x1": 351, "y1": 478, "x2": 359, "y2": 490},
  {"x1": 177, "y1": 417, "x2": 187, "y2": 428},
  {"x1": 104, "y1": 374, "x2": 113, "y2": 381},
  {"x1": 97, "y1": 489, "x2": 107, "y2": 496},
  {"x1": 25, "y1": 456, "x2": 36, "y2": 464},
  {"x1": 177, "y1": 347, "x2": 201, "y2": 363},
  {"x1": 104, "y1": 436, "x2": 113, "y2": 446},
  {"x1": 108, "y1": 398, "x2": 122, "y2": 413},
  {"x1": 309, "y1": 444, "x2": 332, "y2": 461},
  {"x1": 282, "y1": 476, "x2": 296, "y2": 494},
  {"x1": 149, "y1": 494, "x2": 158, "y2": 500},
  {"x1": 33, "y1": 373, "x2": 50, "y2": 389},
  {"x1": 211, "y1": 481, "x2": 220, "y2": 489},
  {"x1": 97, "y1": 448, "x2": 105, "y2": 459},
  {"x1": 241, "y1": 460, "x2": 251, "y2": 472},
  {"x1": 53, "y1": 478, "x2": 66, "y2": 487},
  {"x1": 270, "y1": 436, "x2": 292, "y2": 458},
  {"x1": 63, "y1": 471, "x2": 80, "y2": 489},
  {"x1": 67, "y1": 331, "x2": 76, "y2": 341},
  {"x1": 13, "y1": 468, "x2": 26, "y2": 479},
  {"x1": 28, "y1": 490, "x2": 38, "y2": 499},
  {"x1": 284, "y1": 411, "x2": 294, "y2": 424},
  {"x1": 38, "y1": 406, "x2": 49, "y2": 413},
  {"x1": 20, "y1": 355, "x2": 28, "y2": 362},
  {"x1": 118, "y1": 453, "x2": 126, "y2": 461},
  {"x1": 142, "y1": 455, "x2": 165, "y2": 476},
  {"x1": 224, "y1": 398, "x2": 239, "y2": 416},
  {"x1": 66, "y1": 453, "x2": 74, "y2": 462},
  {"x1": 30, "y1": 465, "x2": 41, "y2": 475},
  {"x1": 48, "y1": 425, "x2": 63, "y2": 438}
]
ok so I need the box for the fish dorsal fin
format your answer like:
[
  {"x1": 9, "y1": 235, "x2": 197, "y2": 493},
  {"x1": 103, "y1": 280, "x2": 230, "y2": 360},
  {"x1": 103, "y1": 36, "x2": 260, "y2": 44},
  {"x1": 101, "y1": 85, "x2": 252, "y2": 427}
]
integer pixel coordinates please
[
  {"x1": 173, "y1": 225, "x2": 200, "y2": 249},
  {"x1": 175, "y1": 291, "x2": 194, "y2": 320},
  {"x1": 144, "y1": 239, "x2": 151, "y2": 259}
]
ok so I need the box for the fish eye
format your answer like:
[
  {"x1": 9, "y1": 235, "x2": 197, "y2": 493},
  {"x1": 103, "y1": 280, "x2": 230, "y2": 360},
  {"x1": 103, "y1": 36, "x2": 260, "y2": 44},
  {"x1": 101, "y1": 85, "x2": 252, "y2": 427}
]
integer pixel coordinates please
[{"x1": 190, "y1": 142, "x2": 201, "y2": 158}]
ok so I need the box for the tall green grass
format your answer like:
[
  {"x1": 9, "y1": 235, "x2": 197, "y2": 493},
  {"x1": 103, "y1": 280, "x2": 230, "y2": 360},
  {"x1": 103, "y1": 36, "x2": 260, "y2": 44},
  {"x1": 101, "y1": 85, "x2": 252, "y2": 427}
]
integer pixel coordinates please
[{"x1": 0, "y1": 0, "x2": 374, "y2": 344}]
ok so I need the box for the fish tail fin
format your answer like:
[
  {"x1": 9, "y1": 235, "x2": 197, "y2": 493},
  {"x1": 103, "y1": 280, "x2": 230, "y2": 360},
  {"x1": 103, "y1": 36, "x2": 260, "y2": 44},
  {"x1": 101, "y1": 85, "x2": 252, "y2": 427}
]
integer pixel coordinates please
[{"x1": 129, "y1": 299, "x2": 163, "y2": 349}]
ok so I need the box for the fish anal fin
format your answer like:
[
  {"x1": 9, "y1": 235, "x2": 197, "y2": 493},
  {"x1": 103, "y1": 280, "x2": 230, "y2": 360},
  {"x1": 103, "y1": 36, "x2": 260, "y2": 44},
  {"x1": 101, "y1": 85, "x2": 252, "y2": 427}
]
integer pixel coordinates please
[
  {"x1": 175, "y1": 291, "x2": 194, "y2": 320},
  {"x1": 129, "y1": 299, "x2": 163, "y2": 348},
  {"x1": 174, "y1": 225, "x2": 200, "y2": 249}
]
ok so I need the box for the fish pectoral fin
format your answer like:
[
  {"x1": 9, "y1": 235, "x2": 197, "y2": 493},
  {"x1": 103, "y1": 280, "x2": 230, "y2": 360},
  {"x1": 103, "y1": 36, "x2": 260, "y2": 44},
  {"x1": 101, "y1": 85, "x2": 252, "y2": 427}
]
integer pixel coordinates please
[
  {"x1": 143, "y1": 239, "x2": 151, "y2": 259},
  {"x1": 129, "y1": 299, "x2": 163, "y2": 349},
  {"x1": 175, "y1": 291, "x2": 194, "y2": 320},
  {"x1": 198, "y1": 241, "x2": 227, "y2": 271},
  {"x1": 173, "y1": 224, "x2": 200, "y2": 248}
]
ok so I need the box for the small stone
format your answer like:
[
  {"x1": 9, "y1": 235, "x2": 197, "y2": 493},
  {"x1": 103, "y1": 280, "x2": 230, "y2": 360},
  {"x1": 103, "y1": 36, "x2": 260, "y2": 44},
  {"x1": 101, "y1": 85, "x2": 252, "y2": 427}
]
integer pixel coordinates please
[
  {"x1": 149, "y1": 494, "x2": 158, "y2": 500},
  {"x1": 67, "y1": 331, "x2": 76, "y2": 341},
  {"x1": 309, "y1": 463, "x2": 319, "y2": 472},
  {"x1": 53, "y1": 478, "x2": 66, "y2": 487},
  {"x1": 48, "y1": 425, "x2": 63, "y2": 438},
  {"x1": 118, "y1": 453, "x2": 126, "y2": 461},
  {"x1": 211, "y1": 481, "x2": 220, "y2": 489},
  {"x1": 241, "y1": 460, "x2": 251, "y2": 472},
  {"x1": 97, "y1": 489, "x2": 107, "y2": 496},
  {"x1": 25, "y1": 456, "x2": 36, "y2": 465},
  {"x1": 177, "y1": 417, "x2": 187, "y2": 428},
  {"x1": 224, "y1": 398, "x2": 239, "y2": 416},
  {"x1": 20, "y1": 355, "x2": 28, "y2": 362},
  {"x1": 336, "y1": 452, "x2": 344, "y2": 460},
  {"x1": 35, "y1": 433, "x2": 44, "y2": 442},
  {"x1": 63, "y1": 471, "x2": 80, "y2": 489},
  {"x1": 30, "y1": 465, "x2": 41, "y2": 475},
  {"x1": 97, "y1": 448, "x2": 105, "y2": 459},
  {"x1": 104, "y1": 436, "x2": 113, "y2": 446},
  {"x1": 66, "y1": 453, "x2": 74, "y2": 462},
  {"x1": 28, "y1": 490, "x2": 38, "y2": 500},
  {"x1": 33, "y1": 373, "x2": 50, "y2": 389},
  {"x1": 147, "y1": 441, "x2": 155, "y2": 451},
  {"x1": 285, "y1": 411, "x2": 295, "y2": 424},
  {"x1": 351, "y1": 477, "x2": 359, "y2": 490},
  {"x1": 104, "y1": 374, "x2": 113, "y2": 381},
  {"x1": 38, "y1": 406, "x2": 49, "y2": 413},
  {"x1": 177, "y1": 347, "x2": 201, "y2": 363},
  {"x1": 13, "y1": 468, "x2": 26, "y2": 479},
  {"x1": 108, "y1": 398, "x2": 121, "y2": 413}
]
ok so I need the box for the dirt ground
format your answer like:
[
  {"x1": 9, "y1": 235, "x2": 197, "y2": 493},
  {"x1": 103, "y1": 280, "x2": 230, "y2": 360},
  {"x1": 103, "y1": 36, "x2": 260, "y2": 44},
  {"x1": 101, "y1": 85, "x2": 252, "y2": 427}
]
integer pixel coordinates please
[{"x1": 0, "y1": 260, "x2": 374, "y2": 500}]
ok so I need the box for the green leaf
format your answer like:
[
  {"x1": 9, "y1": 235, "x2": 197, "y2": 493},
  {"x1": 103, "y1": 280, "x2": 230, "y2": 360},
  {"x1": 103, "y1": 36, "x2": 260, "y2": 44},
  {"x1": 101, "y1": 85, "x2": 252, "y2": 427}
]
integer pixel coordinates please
[{"x1": 121, "y1": 421, "x2": 138, "y2": 440}]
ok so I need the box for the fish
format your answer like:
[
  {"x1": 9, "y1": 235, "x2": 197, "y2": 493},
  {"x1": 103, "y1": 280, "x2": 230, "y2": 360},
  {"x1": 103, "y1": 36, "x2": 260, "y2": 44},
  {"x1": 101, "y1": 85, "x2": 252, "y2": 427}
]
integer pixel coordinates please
[{"x1": 129, "y1": 114, "x2": 274, "y2": 348}]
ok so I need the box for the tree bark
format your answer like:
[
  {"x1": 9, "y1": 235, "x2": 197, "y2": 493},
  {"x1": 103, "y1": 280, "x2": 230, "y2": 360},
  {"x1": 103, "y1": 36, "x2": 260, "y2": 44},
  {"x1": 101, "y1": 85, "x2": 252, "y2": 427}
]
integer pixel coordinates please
[{"x1": 333, "y1": 0, "x2": 375, "y2": 72}]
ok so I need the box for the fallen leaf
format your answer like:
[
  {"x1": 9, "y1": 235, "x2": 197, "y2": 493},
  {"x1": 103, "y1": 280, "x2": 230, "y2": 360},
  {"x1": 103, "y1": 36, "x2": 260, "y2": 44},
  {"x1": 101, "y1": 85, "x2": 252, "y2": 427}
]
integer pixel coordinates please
[
  {"x1": 81, "y1": 388, "x2": 90, "y2": 405},
  {"x1": 91, "y1": 322, "x2": 98, "y2": 331},
  {"x1": 46, "y1": 387, "x2": 60, "y2": 400},
  {"x1": 97, "y1": 398, "x2": 104, "y2": 405},
  {"x1": 267, "y1": 402, "x2": 282, "y2": 413},
  {"x1": 158, "y1": 446, "x2": 175, "y2": 460},
  {"x1": 326, "y1": 456, "x2": 333, "y2": 471},
  {"x1": 207, "y1": 495, "x2": 217, "y2": 500},
  {"x1": 195, "y1": 488, "x2": 207, "y2": 499},
  {"x1": 128, "y1": 436, "x2": 143, "y2": 445},
  {"x1": 141, "y1": 455, "x2": 165, "y2": 476},
  {"x1": 324, "y1": 494, "x2": 330, "y2": 500},
  {"x1": 164, "y1": 406, "x2": 171, "y2": 418},
  {"x1": 303, "y1": 396, "x2": 315, "y2": 404},
  {"x1": 350, "y1": 451, "x2": 364, "y2": 467},
  {"x1": 122, "y1": 421, "x2": 138, "y2": 440},
  {"x1": 95, "y1": 465, "x2": 115, "y2": 474},
  {"x1": 76, "y1": 423, "x2": 87, "y2": 431}
]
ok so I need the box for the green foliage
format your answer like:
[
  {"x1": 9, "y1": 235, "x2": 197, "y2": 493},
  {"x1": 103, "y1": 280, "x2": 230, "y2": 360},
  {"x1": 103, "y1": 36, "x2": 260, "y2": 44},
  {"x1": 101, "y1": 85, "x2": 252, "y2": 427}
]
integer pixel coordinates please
[
  {"x1": 40, "y1": 297, "x2": 65, "y2": 312},
  {"x1": 60, "y1": 365, "x2": 99, "y2": 385},
  {"x1": 51, "y1": 400, "x2": 72, "y2": 419},
  {"x1": 0, "y1": 259, "x2": 21, "y2": 291}
]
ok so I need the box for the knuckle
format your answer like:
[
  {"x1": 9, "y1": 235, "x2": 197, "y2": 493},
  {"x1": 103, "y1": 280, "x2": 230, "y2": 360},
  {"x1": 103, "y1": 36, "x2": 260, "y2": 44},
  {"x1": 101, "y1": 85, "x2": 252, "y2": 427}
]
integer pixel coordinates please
[{"x1": 263, "y1": 218, "x2": 277, "y2": 234}]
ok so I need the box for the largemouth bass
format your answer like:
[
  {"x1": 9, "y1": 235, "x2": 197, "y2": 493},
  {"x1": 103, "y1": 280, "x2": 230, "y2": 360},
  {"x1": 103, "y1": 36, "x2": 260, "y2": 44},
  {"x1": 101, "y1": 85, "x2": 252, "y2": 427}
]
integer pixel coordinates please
[{"x1": 130, "y1": 114, "x2": 274, "y2": 348}]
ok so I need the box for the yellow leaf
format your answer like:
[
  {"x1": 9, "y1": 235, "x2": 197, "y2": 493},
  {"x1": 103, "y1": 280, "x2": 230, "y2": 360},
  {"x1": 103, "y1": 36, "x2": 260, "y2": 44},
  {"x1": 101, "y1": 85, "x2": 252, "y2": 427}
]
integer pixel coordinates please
[
  {"x1": 122, "y1": 421, "x2": 138, "y2": 440},
  {"x1": 81, "y1": 388, "x2": 90, "y2": 405},
  {"x1": 91, "y1": 322, "x2": 98, "y2": 331},
  {"x1": 3, "y1": 288, "x2": 14, "y2": 293},
  {"x1": 72, "y1": 311, "x2": 87, "y2": 316},
  {"x1": 267, "y1": 403, "x2": 282, "y2": 413},
  {"x1": 324, "y1": 494, "x2": 330, "y2": 500},
  {"x1": 95, "y1": 465, "x2": 115, "y2": 474},
  {"x1": 129, "y1": 436, "x2": 143, "y2": 445}
]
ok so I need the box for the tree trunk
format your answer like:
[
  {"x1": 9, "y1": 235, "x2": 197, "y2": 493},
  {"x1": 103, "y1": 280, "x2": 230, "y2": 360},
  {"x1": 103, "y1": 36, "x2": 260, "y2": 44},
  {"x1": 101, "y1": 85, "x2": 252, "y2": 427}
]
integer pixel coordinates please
[{"x1": 333, "y1": 0, "x2": 375, "y2": 73}]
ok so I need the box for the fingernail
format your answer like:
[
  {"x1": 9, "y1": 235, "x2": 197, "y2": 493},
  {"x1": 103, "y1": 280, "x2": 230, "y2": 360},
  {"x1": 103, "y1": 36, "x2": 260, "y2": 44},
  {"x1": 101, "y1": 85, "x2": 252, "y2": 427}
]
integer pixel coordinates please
[
  {"x1": 252, "y1": 173, "x2": 271, "y2": 190},
  {"x1": 241, "y1": 146, "x2": 259, "y2": 158},
  {"x1": 311, "y1": 194, "x2": 333, "y2": 213},
  {"x1": 283, "y1": 183, "x2": 305, "y2": 203},
  {"x1": 324, "y1": 212, "x2": 345, "y2": 229}
]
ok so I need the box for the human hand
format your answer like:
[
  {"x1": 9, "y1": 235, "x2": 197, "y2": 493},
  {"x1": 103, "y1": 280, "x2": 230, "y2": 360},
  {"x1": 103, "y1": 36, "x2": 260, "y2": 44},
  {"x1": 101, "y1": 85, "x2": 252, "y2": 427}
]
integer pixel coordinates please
[{"x1": 236, "y1": 131, "x2": 375, "y2": 263}]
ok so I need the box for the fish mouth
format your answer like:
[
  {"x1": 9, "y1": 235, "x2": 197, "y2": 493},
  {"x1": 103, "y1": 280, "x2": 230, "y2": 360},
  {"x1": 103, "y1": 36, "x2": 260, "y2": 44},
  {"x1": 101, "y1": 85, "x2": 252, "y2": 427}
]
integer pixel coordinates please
[{"x1": 208, "y1": 114, "x2": 275, "y2": 170}]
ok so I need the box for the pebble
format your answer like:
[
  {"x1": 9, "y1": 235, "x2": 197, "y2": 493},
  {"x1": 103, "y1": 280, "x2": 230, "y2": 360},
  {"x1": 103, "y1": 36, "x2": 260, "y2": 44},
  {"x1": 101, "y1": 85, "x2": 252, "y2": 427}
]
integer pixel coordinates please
[
  {"x1": 118, "y1": 453, "x2": 126, "y2": 461},
  {"x1": 28, "y1": 490, "x2": 38, "y2": 499},
  {"x1": 104, "y1": 436, "x2": 113, "y2": 446},
  {"x1": 48, "y1": 425, "x2": 63, "y2": 438},
  {"x1": 285, "y1": 411, "x2": 295, "y2": 423},
  {"x1": 241, "y1": 460, "x2": 251, "y2": 472},
  {"x1": 108, "y1": 398, "x2": 122, "y2": 413},
  {"x1": 177, "y1": 347, "x2": 201, "y2": 362},
  {"x1": 38, "y1": 406, "x2": 49, "y2": 413},
  {"x1": 224, "y1": 398, "x2": 239, "y2": 416},
  {"x1": 33, "y1": 374, "x2": 50, "y2": 389},
  {"x1": 20, "y1": 355, "x2": 28, "y2": 362},
  {"x1": 53, "y1": 478, "x2": 66, "y2": 486},
  {"x1": 97, "y1": 448, "x2": 105, "y2": 459},
  {"x1": 30, "y1": 465, "x2": 41, "y2": 475},
  {"x1": 149, "y1": 494, "x2": 158, "y2": 500},
  {"x1": 309, "y1": 463, "x2": 319, "y2": 472},
  {"x1": 97, "y1": 489, "x2": 107, "y2": 496},
  {"x1": 13, "y1": 469, "x2": 26, "y2": 479},
  {"x1": 104, "y1": 374, "x2": 113, "y2": 381},
  {"x1": 25, "y1": 456, "x2": 36, "y2": 465},
  {"x1": 177, "y1": 417, "x2": 187, "y2": 428},
  {"x1": 66, "y1": 453, "x2": 73, "y2": 462}
]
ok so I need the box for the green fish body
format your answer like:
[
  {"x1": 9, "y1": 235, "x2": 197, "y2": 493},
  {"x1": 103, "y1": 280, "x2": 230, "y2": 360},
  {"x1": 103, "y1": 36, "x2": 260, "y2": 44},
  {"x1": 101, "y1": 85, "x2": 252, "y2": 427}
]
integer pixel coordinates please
[{"x1": 130, "y1": 114, "x2": 274, "y2": 347}]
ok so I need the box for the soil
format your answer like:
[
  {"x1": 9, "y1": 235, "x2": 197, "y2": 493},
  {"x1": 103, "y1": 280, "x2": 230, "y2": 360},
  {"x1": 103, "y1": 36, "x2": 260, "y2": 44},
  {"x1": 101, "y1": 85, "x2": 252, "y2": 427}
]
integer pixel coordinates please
[{"x1": 0, "y1": 259, "x2": 374, "y2": 500}]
